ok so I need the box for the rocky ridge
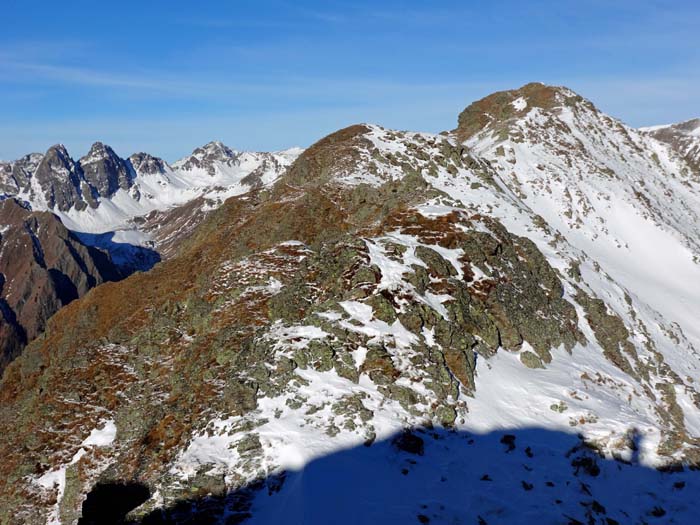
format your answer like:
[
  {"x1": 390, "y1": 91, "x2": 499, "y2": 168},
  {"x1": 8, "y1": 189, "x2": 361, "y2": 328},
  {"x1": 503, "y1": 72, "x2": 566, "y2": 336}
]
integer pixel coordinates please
[
  {"x1": 0, "y1": 85, "x2": 699, "y2": 524},
  {"x1": 642, "y1": 118, "x2": 700, "y2": 178}
]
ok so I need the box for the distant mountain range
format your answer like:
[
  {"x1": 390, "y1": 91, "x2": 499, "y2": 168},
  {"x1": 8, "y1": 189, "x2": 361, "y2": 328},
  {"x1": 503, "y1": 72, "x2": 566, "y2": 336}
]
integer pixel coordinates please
[
  {"x1": 1, "y1": 83, "x2": 699, "y2": 524},
  {"x1": 0, "y1": 140, "x2": 301, "y2": 233},
  {"x1": 0, "y1": 142, "x2": 301, "y2": 376}
]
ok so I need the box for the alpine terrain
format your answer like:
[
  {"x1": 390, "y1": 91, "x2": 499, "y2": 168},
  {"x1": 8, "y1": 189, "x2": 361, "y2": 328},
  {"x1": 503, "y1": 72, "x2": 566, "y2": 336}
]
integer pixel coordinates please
[
  {"x1": 0, "y1": 142, "x2": 300, "y2": 373},
  {"x1": 1, "y1": 83, "x2": 699, "y2": 524}
]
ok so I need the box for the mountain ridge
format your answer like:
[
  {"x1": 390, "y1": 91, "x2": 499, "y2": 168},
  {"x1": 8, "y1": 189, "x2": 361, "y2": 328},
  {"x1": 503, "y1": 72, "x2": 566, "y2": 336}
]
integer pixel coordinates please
[
  {"x1": 1, "y1": 83, "x2": 699, "y2": 524},
  {"x1": 0, "y1": 141, "x2": 302, "y2": 233}
]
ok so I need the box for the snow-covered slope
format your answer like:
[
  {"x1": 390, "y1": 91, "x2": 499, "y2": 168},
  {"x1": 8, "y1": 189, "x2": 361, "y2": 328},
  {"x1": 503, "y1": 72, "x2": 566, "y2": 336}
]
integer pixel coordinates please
[
  {"x1": 454, "y1": 83, "x2": 700, "y2": 353},
  {"x1": 641, "y1": 118, "x2": 700, "y2": 179}
]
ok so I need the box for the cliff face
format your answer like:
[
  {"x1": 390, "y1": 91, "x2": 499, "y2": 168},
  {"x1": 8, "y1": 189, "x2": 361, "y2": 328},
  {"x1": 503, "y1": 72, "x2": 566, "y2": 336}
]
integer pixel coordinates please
[
  {"x1": 1, "y1": 85, "x2": 700, "y2": 524},
  {"x1": 0, "y1": 198, "x2": 121, "y2": 375}
]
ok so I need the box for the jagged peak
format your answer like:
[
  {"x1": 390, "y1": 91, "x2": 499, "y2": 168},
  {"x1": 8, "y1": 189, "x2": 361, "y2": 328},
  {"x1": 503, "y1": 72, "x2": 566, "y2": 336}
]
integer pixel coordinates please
[
  {"x1": 79, "y1": 141, "x2": 122, "y2": 165},
  {"x1": 128, "y1": 151, "x2": 171, "y2": 175},
  {"x1": 195, "y1": 140, "x2": 238, "y2": 158},
  {"x1": 39, "y1": 144, "x2": 78, "y2": 171},
  {"x1": 172, "y1": 140, "x2": 241, "y2": 173},
  {"x1": 45, "y1": 143, "x2": 71, "y2": 157},
  {"x1": 13, "y1": 152, "x2": 43, "y2": 164}
]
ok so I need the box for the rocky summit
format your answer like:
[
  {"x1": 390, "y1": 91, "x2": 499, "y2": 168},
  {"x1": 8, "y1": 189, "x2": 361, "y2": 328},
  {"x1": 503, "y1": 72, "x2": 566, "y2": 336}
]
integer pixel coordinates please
[{"x1": 1, "y1": 84, "x2": 700, "y2": 524}]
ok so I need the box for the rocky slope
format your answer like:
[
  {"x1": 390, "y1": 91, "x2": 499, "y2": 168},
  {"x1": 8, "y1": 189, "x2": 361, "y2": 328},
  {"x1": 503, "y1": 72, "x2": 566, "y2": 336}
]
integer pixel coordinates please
[
  {"x1": 0, "y1": 198, "x2": 121, "y2": 377},
  {"x1": 642, "y1": 118, "x2": 700, "y2": 178},
  {"x1": 0, "y1": 85, "x2": 699, "y2": 524}
]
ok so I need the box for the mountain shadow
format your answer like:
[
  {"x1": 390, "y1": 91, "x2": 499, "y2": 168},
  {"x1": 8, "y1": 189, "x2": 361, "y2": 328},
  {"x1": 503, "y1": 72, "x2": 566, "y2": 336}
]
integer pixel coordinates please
[
  {"x1": 74, "y1": 231, "x2": 161, "y2": 275},
  {"x1": 82, "y1": 427, "x2": 697, "y2": 524}
]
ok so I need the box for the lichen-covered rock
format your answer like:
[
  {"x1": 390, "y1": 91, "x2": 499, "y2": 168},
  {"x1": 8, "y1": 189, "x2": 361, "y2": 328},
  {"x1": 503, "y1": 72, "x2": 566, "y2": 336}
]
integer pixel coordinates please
[{"x1": 520, "y1": 351, "x2": 545, "y2": 369}]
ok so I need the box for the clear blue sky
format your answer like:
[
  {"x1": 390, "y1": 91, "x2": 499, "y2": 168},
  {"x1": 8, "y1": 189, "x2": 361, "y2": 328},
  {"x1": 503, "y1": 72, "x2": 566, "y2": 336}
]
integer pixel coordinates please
[{"x1": 1, "y1": 0, "x2": 698, "y2": 161}]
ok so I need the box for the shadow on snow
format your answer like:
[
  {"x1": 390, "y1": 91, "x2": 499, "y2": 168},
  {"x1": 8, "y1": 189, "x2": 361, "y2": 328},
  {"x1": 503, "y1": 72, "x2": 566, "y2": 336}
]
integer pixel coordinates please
[
  {"x1": 79, "y1": 427, "x2": 697, "y2": 525},
  {"x1": 74, "y1": 231, "x2": 161, "y2": 276}
]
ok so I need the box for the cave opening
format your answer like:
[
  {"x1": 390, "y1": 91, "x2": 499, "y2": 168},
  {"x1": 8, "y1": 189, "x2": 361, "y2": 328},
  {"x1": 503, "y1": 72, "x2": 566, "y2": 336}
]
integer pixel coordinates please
[{"x1": 77, "y1": 481, "x2": 150, "y2": 525}]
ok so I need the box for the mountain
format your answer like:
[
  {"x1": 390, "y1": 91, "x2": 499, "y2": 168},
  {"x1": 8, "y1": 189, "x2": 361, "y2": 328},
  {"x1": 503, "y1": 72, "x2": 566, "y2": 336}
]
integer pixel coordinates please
[
  {"x1": 0, "y1": 141, "x2": 300, "y2": 381},
  {"x1": 641, "y1": 118, "x2": 700, "y2": 177},
  {"x1": 1, "y1": 84, "x2": 699, "y2": 524},
  {"x1": 0, "y1": 198, "x2": 122, "y2": 376},
  {"x1": 1, "y1": 141, "x2": 301, "y2": 237},
  {"x1": 79, "y1": 142, "x2": 134, "y2": 201},
  {"x1": 0, "y1": 153, "x2": 43, "y2": 195}
]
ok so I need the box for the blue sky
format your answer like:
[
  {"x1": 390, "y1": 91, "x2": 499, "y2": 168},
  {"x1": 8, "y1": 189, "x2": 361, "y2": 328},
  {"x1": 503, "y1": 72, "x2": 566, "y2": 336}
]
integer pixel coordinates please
[{"x1": 1, "y1": 0, "x2": 698, "y2": 161}]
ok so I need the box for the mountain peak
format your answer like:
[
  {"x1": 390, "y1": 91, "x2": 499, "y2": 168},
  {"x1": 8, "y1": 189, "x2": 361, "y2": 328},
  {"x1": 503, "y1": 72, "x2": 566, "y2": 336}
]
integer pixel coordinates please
[
  {"x1": 197, "y1": 140, "x2": 238, "y2": 159},
  {"x1": 647, "y1": 117, "x2": 700, "y2": 136},
  {"x1": 128, "y1": 152, "x2": 171, "y2": 176},
  {"x1": 675, "y1": 117, "x2": 700, "y2": 133},
  {"x1": 77, "y1": 142, "x2": 132, "y2": 200},
  {"x1": 173, "y1": 141, "x2": 240, "y2": 174},
  {"x1": 80, "y1": 141, "x2": 120, "y2": 165},
  {"x1": 643, "y1": 117, "x2": 700, "y2": 175},
  {"x1": 45, "y1": 143, "x2": 71, "y2": 158},
  {"x1": 454, "y1": 82, "x2": 591, "y2": 141}
]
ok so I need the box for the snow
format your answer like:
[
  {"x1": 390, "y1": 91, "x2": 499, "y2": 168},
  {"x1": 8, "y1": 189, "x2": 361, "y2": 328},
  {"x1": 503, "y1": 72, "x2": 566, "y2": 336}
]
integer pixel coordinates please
[
  {"x1": 80, "y1": 420, "x2": 118, "y2": 447},
  {"x1": 171, "y1": 366, "x2": 420, "y2": 483},
  {"x1": 33, "y1": 420, "x2": 117, "y2": 525},
  {"x1": 243, "y1": 423, "x2": 697, "y2": 525},
  {"x1": 362, "y1": 233, "x2": 461, "y2": 318},
  {"x1": 511, "y1": 96, "x2": 528, "y2": 111},
  {"x1": 339, "y1": 300, "x2": 418, "y2": 350},
  {"x1": 266, "y1": 322, "x2": 330, "y2": 352}
]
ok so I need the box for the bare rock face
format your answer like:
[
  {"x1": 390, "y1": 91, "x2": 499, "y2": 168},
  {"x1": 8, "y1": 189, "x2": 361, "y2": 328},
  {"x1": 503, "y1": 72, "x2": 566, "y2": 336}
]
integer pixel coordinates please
[
  {"x1": 0, "y1": 153, "x2": 43, "y2": 195},
  {"x1": 32, "y1": 145, "x2": 88, "y2": 212},
  {"x1": 0, "y1": 198, "x2": 120, "y2": 375},
  {"x1": 79, "y1": 142, "x2": 134, "y2": 200}
]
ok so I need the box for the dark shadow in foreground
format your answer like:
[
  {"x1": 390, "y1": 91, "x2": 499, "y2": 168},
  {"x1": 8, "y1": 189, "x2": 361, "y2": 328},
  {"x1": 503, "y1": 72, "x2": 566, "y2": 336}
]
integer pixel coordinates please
[
  {"x1": 83, "y1": 427, "x2": 698, "y2": 525},
  {"x1": 78, "y1": 483, "x2": 151, "y2": 525}
]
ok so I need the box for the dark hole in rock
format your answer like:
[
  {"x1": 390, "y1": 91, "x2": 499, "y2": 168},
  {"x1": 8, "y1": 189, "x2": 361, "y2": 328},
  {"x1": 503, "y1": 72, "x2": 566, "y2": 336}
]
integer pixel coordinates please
[{"x1": 78, "y1": 482, "x2": 150, "y2": 525}]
